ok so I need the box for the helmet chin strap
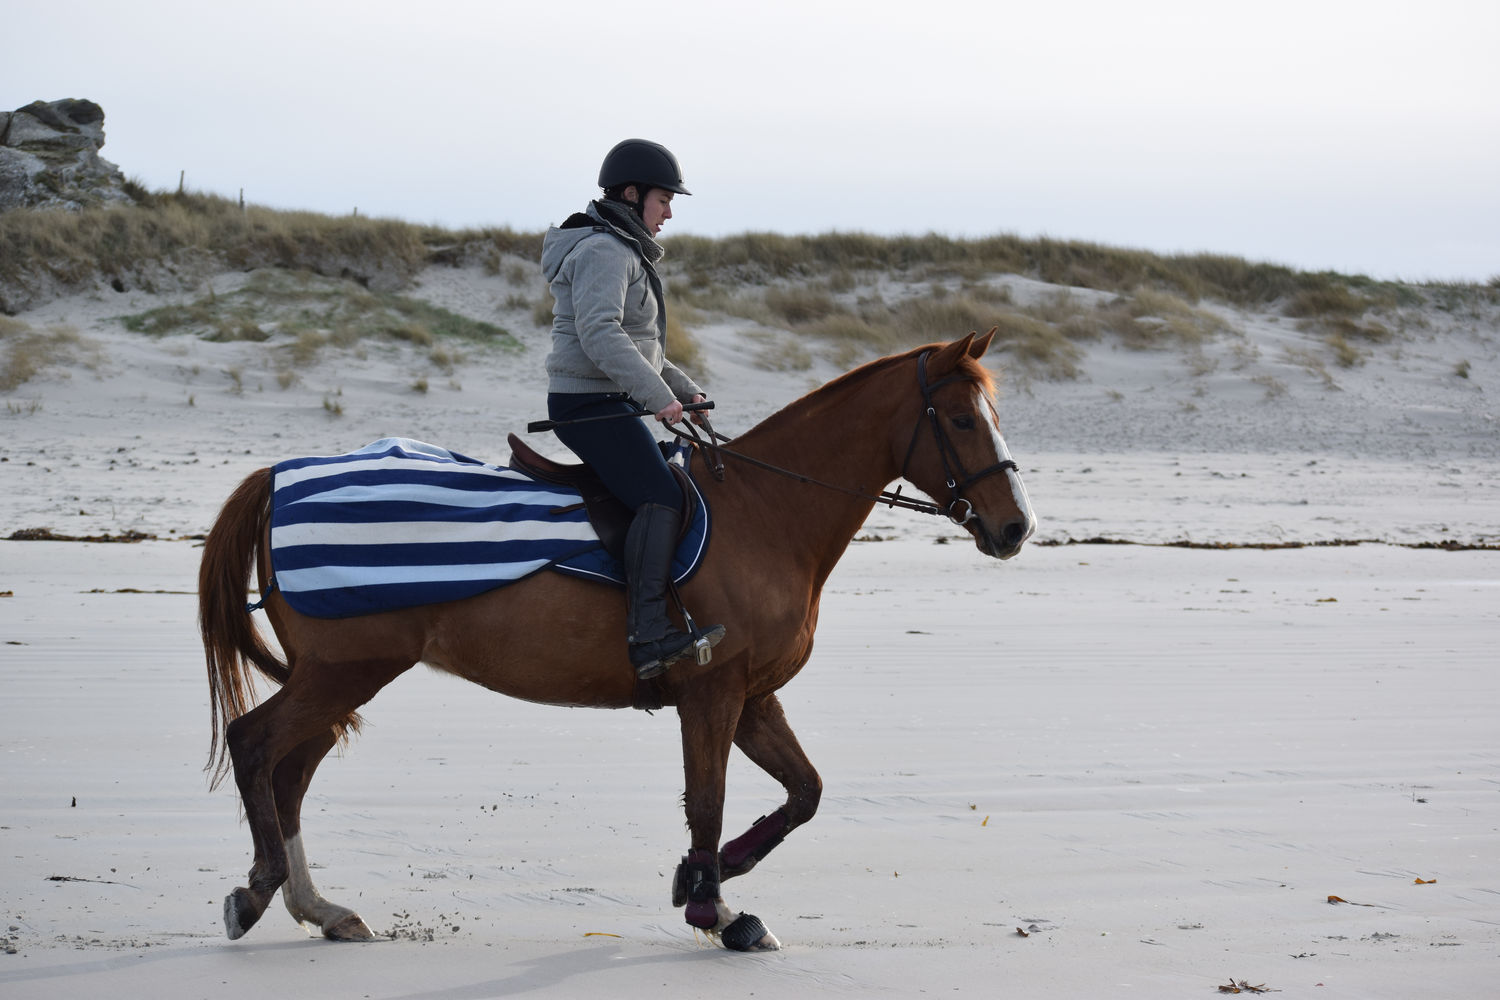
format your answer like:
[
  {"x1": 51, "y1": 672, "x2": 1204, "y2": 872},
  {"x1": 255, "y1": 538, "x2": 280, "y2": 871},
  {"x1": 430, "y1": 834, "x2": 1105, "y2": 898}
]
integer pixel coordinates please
[{"x1": 624, "y1": 185, "x2": 648, "y2": 222}]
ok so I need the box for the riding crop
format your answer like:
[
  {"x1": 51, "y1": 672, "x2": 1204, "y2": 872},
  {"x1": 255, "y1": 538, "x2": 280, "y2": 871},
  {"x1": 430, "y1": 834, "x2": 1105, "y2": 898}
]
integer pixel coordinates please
[{"x1": 526, "y1": 400, "x2": 715, "y2": 433}]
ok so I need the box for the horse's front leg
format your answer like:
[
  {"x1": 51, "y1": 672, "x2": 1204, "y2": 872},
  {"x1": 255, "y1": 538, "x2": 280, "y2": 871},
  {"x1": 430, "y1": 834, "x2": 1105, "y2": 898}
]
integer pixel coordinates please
[
  {"x1": 721, "y1": 692, "x2": 822, "y2": 880},
  {"x1": 674, "y1": 679, "x2": 779, "y2": 952}
]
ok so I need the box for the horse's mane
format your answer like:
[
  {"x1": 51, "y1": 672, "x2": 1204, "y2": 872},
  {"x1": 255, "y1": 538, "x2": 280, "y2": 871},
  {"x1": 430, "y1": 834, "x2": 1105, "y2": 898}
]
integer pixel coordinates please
[
  {"x1": 820, "y1": 341, "x2": 994, "y2": 397},
  {"x1": 743, "y1": 341, "x2": 998, "y2": 441},
  {"x1": 717, "y1": 341, "x2": 999, "y2": 457}
]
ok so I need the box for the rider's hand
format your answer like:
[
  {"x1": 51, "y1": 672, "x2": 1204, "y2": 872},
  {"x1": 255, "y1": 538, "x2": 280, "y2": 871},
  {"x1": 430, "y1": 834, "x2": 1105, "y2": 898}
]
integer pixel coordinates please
[{"x1": 656, "y1": 395, "x2": 709, "y2": 425}]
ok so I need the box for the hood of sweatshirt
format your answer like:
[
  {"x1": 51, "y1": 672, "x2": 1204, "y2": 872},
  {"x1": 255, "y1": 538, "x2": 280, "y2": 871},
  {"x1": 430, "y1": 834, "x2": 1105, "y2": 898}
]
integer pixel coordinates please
[{"x1": 540, "y1": 203, "x2": 644, "y2": 282}]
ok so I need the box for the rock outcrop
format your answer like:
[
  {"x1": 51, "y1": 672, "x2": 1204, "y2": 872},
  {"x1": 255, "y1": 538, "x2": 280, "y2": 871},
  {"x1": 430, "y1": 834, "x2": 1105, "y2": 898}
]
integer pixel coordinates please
[{"x1": 0, "y1": 99, "x2": 132, "y2": 212}]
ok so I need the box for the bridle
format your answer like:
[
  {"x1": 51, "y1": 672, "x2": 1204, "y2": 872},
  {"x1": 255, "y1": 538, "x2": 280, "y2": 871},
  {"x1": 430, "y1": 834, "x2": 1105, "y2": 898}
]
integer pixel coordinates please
[
  {"x1": 672, "y1": 350, "x2": 1019, "y2": 526},
  {"x1": 898, "y1": 349, "x2": 1019, "y2": 524}
]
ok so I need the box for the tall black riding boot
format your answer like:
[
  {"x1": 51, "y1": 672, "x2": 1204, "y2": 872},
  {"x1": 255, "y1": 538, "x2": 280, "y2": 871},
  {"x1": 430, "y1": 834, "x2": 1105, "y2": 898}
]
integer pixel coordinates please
[{"x1": 625, "y1": 502, "x2": 725, "y2": 679}]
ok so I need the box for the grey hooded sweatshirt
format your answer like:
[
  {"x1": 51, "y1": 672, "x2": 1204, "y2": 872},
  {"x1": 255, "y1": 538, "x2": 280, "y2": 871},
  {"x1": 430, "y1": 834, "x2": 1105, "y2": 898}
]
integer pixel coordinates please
[{"x1": 541, "y1": 203, "x2": 703, "y2": 415}]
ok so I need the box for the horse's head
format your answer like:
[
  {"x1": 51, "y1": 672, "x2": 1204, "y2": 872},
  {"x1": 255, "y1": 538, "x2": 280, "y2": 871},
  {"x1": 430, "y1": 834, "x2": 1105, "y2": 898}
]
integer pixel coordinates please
[{"x1": 897, "y1": 331, "x2": 1036, "y2": 560}]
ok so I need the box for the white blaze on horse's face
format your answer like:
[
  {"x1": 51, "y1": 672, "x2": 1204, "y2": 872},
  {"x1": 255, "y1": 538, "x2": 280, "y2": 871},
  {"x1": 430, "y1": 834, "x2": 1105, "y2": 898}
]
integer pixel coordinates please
[{"x1": 978, "y1": 388, "x2": 1037, "y2": 548}]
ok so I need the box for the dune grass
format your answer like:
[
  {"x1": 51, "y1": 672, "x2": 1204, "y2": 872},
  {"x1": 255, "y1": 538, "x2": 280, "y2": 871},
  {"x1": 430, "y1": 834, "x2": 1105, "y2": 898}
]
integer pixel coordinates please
[
  {"x1": 1, "y1": 188, "x2": 542, "y2": 305},
  {"x1": 660, "y1": 233, "x2": 1469, "y2": 376},
  {"x1": 664, "y1": 308, "x2": 702, "y2": 369},
  {"x1": 0, "y1": 316, "x2": 95, "y2": 391},
  {"x1": 8, "y1": 189, "x2": 1465, "y2": 321},
  {"x1": 673, "y1": 276, "x2": 1240, "y2": 376},
  {"x1": 665, "y1": 231, "x2": 1443, "y2": 312},
  {"x1": 665, "y1": 232, "x2": 1499, "y2": 375},
  {"x1": 6, "y1": 185, "x2": 1496, "y2": 382},
  {"x1": 1107, "y1": 287, "x2": 1235, "y2": 348},
  {"x1": 119, "y1": 269, "x2": 518, "y2": 378}
]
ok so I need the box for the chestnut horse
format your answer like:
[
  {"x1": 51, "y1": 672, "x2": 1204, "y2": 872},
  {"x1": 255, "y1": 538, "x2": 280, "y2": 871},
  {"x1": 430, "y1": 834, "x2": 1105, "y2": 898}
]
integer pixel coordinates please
[{"x1": 199, "y1": 332, "x2": 1035, "y2": 951}]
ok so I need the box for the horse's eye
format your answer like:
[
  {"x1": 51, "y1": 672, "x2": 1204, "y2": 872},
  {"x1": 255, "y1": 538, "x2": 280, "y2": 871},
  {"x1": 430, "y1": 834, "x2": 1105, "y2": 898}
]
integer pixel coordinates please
[{"x1": 951, "y1": 414, "x2": 976, "y2": 431}]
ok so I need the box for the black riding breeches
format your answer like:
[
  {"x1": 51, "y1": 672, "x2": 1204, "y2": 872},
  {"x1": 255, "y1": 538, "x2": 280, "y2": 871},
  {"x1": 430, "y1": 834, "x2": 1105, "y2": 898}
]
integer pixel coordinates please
[{"x1": 546, "y1": 392, "x2": 680, "y2": 511}]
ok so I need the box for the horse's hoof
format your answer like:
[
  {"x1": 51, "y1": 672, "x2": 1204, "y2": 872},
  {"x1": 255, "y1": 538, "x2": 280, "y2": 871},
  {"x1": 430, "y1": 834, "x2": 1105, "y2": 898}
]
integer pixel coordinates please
[
  {"x1": 223, "y1": 889, "x2": 261, "y2": 941},
  {"x1": 720, "y1": 913, "x2": 779, "y2": 952},
  {"x1": 324, "y1": 913, "x2": 376, "y2": 941}
]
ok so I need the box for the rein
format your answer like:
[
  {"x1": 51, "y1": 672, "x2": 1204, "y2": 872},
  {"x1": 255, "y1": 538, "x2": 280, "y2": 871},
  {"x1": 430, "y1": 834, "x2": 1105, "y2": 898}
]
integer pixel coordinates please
[{"x1": 671, "y1": 350, "x2": 1018, "y2": 526}]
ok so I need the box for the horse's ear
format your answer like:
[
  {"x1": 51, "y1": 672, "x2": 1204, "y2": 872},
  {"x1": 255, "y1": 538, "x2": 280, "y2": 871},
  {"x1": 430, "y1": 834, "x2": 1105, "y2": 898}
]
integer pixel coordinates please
[
  {"x1": 970, "y1": 328, "x2": 996, "y2": 358},
  {"x1": 927, "y1": 333, "x2": 978, "y2": 376}
]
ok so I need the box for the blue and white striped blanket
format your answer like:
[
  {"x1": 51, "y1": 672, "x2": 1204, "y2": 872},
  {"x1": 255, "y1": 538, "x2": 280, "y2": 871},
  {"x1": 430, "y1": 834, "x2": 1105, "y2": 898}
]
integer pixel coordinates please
[{"x1": 265, "y1": 437, "x2": 708, "y2": 619}]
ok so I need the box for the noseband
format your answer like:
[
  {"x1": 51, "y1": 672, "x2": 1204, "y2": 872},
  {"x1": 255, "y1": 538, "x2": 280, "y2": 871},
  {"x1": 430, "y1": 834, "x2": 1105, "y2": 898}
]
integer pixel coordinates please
[{"x1": 899, "y1": 350, "x2": 1018, "y2": 525}]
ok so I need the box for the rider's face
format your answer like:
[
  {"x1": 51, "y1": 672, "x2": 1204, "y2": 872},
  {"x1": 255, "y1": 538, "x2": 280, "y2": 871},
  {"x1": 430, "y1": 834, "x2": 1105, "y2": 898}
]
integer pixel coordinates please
[{"x1": 639, "y1": 188, "x2": 674, "y2": 235}]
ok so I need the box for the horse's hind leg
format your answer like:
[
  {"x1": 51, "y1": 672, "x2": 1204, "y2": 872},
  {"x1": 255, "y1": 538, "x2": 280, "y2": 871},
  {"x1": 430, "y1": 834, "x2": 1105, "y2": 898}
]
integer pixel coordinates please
[
  {"x1": 223, "y1": 655, "x2": 410, "y2": 940},
  {"x1": 722, "y1": 692, "x2": 822, "y2": 880},
  {"x1": 274, "y1": 731, "x2": 374, "y2": 940},
  {"x1": 223, "y1": 689, "x2": 298, "y2": 939}
]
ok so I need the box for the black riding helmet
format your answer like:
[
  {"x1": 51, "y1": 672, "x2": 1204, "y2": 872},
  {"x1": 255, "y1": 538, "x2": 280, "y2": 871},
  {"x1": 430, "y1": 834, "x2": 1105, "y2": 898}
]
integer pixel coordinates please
[{"x1": 598, "y1": 139, "x2": 691, "y2": 196}]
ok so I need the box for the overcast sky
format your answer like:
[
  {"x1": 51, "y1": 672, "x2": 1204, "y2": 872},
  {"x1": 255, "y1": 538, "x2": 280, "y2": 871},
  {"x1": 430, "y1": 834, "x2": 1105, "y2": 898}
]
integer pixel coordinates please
[{"x1": 7, "y1": 0, "x2": 1497, "y2": 281}]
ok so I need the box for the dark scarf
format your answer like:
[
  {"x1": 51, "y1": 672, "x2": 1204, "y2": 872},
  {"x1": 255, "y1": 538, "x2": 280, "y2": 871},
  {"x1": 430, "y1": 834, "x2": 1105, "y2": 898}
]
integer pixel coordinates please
[{"x1": 593, "y1": 198, "x2": 665, "y2": 264}]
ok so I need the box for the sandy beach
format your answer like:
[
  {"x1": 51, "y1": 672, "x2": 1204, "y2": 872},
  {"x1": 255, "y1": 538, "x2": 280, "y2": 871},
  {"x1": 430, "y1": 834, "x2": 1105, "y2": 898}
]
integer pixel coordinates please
[{"x1": 3, "y1": 261, "x2": 1498, "y2": 997}]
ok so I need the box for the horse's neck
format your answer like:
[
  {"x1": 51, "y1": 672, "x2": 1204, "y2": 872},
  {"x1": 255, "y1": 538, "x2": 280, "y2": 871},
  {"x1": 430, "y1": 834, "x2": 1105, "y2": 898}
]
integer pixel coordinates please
[{"x1": 713, "y1": 374, "x2": 904, "y2": 584}]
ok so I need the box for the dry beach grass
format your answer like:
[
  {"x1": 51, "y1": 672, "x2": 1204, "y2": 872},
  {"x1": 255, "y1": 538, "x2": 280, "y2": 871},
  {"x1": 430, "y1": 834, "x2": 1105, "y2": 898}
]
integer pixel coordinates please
[{"x1": 7, "y1": 189, "x2": 1493, "y2": 383}]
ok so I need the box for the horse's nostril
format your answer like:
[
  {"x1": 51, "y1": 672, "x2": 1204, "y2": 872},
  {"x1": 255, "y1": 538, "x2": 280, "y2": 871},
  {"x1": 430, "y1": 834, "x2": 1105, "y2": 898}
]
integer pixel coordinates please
[{"x1": 1001, "y1": 520, "x2": 1027, "y2": 545}]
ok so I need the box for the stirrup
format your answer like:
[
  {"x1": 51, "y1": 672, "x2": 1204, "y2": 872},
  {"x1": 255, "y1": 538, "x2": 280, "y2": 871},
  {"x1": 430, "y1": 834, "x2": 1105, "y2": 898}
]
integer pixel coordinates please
[
  {"x1": 632, "y1": 625, "x2": 725, "y2": 680},
  {"x1": 690, "y1": 624, "x2": 726, "y2": 666}
]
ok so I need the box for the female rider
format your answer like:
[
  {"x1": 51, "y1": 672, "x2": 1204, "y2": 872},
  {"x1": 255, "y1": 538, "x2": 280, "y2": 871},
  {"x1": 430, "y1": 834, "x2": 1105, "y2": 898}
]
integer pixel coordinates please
[{"x1": 540, "y1": 138, "x2": 724, "y2": 679}]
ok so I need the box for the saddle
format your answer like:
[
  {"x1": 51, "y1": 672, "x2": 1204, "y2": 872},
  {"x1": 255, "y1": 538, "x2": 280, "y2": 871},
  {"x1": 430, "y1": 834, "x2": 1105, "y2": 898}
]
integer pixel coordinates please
[{"x1": 505, "y1": 433, "x2": 697, "y2": 561}]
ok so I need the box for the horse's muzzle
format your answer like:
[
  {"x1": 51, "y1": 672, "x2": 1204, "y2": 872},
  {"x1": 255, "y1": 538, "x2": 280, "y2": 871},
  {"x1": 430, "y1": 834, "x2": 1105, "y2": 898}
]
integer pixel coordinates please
[{"x1": 974, "y1": 515, "x2": 1032, "y2": 560}]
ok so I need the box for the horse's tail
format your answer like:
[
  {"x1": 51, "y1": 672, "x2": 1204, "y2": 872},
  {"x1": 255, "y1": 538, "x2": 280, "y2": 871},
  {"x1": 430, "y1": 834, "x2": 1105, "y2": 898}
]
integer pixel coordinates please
[{"x1": 199, "y1": 467, "x2": 288, "y2": 788}]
